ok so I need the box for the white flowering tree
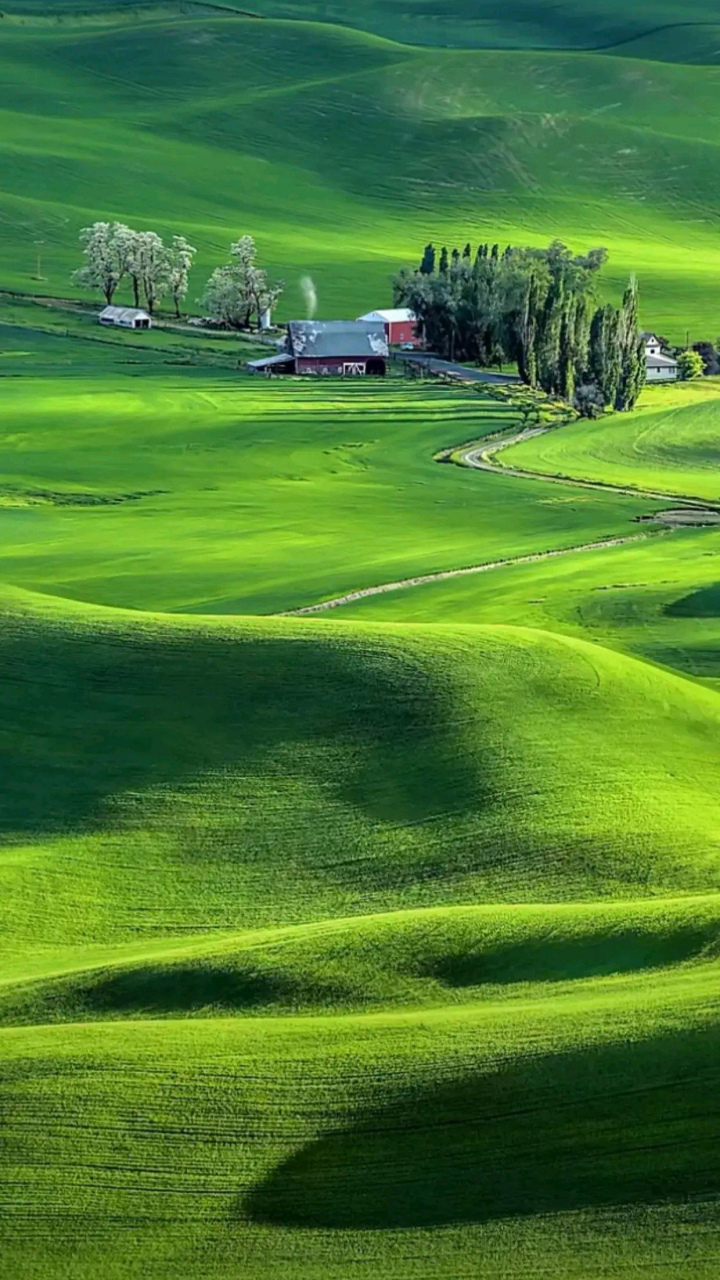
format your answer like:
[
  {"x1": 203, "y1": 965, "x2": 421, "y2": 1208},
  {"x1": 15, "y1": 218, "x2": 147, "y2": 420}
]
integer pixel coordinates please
[
  {"x1": 72, "y1": 222, "x2": 135, "y2": 305},
  {"x1": 166, "y1": 235, "x2": 197, "y2": 318},
  {"x1": 201, "y1": 235, "x2": 283, "y2": 328}
]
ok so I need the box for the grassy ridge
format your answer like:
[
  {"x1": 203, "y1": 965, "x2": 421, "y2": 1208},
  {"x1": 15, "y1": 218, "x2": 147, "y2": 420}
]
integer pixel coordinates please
[
  {"x1": 1, "y1": 17, "x2": 720, "y2": 331},
  {"x1": 3, "y1": 965, "x2": 719, "y2": 1278},
  {"x1": 5, "y1": 0, "x2": 720, "y2": 55},
  {"x1": 6, "y1": 597, "x2": 720, "y2": 976}
]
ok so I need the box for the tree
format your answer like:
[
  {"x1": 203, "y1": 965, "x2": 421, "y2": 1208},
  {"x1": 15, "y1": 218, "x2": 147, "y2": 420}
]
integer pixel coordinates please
[
  {"x1": 419, "y1": 243, "x2": 435, "y2": 274},
  {"x1": 129, "y1": 231, "x2": 170, "y2": 315},
  {"x1": 693, "y1": 342, "x2": 718, "y2": 375},
  {"x1": 72, "y1": 221, "x2": 134, "y2": 304},
  {"x1": 615, "y1": 277, "x2": 646, "y2": 411},
  {"x1": 201, "y1": 235, "x2": 283, "y2": 329},
  {"x1": 166, "y1": 235, "x2": 197, "y2": 318},
  {"x1": 677, "y1": 348, "x2": 705, "y2": 380},
  {"x1": 438, "y1": 247, "x2": 449, "y2": 274},
  {"x1": 588, "y1": 304, "x2": 621, "y2": 408}
]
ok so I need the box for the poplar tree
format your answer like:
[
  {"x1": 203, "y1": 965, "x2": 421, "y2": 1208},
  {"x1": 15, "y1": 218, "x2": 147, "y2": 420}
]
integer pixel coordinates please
[{"x1": 615, "y1": 277, "x2": 646, "y2": 410}]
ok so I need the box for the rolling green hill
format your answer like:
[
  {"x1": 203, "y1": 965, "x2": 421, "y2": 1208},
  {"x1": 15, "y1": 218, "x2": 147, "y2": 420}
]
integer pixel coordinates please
[
  {"x1": 2, "y1": 2, "x2": 720, "y2": 1276},
  {"x1": 2, "y1": 587, "x2": 720, "y2": 1277},
  {"x1": 0, "y1": 14, "x2": 720, "y2": 333}
]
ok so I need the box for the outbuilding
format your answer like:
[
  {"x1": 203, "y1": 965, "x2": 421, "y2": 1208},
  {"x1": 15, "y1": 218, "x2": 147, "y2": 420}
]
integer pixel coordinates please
[
  {"x1": 248, "y1": 321, "x2": 388, "y2": 377},
  {"x1": 99, "y1": 305, "x2": 152, "y2": 330},
  {"x1": 643, "y1": 334, "x2": 677, "y2": 382},
  {"x1": 357, "y1": 308, "x2": 419, "y2": 347}
]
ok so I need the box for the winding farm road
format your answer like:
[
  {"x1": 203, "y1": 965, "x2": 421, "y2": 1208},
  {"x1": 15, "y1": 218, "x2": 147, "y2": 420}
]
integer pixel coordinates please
[
  {"x1": 282, "y1": 415, "x2": 720, "y2": 618},
  {"x1": 460, "y1": 426, "x2": 720, "y2": 509},
  {"x1": 282, "y1": 531, "x2": 656, "y2": 615}
]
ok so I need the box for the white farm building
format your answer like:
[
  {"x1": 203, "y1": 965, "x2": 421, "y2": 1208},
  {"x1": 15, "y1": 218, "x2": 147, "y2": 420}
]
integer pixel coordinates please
[
  {"x1": 644, "y1": 334, "x2": 677, "y2": 382},
  {"x1": 99, "y1": 305, "x2": 152, "y2": 330}
]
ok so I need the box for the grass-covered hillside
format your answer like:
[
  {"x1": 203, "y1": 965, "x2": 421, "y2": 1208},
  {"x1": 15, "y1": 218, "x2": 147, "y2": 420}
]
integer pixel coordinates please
[
  {"x1": 1, "y1": 14, "x2": 720, "y2": 333},
  {"x1": 3, "y1": 589, "x2": 720, "y2": 1278},
  {"x1": 2, "y1": 1, "x2": 720, "y2": 1275},
  {"x1": 503, "y1": 378, "x2": 720, "y2": 500},
  {"x1": 6, "y1": 0, "x2": 720, "y2": 54},
  {"x1": 1, "y1": 316, "x2": 720, "y2": 1275}
]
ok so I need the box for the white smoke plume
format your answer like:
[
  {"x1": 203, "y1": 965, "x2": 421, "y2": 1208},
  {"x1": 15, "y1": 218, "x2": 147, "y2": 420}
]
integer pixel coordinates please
[{"x1": 300, "y1": 275, "x2": 317, "y2": 319}]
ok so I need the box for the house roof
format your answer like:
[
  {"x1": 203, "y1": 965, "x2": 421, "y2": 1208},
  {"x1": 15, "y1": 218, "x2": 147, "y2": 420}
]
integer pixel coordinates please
[
  {"x1": 288, "y1": 321, "x2": 389, "y2": 359},
  {"x1": 99, "y1": 305, "x2": 150, "y2": 321},
  {"x1": 647, "y1": 353, "x2": 677, "y2": 368},
  {"x1": 356, "y1": 309, "x2": 415, "y2": 325}
]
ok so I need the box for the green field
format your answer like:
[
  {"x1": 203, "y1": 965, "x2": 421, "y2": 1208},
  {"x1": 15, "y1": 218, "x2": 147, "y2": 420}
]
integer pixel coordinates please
[
  {"x1": 2, "y1": 2, "x2": 720, "y2": 1277},
  {"x1": 1, "y1": 12, "x2": 720, "y2": 333},
  {"x1": 503, "y1": 380, "x2": 720, "y2": 501}
]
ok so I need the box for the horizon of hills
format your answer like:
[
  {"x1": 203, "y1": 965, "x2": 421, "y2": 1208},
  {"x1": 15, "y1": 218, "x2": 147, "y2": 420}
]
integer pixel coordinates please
[{"x1": 0, "y1": 6, "x2": 719, "y2": 334}]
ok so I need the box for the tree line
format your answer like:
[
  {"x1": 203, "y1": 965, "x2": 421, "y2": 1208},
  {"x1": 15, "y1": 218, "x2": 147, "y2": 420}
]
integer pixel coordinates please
[
  {"x1": 394, "y1": 240, "x2": 646, "y2": 414},
  {"x1": 73, "y1": 222, "x2": 284, "y2": 326}
]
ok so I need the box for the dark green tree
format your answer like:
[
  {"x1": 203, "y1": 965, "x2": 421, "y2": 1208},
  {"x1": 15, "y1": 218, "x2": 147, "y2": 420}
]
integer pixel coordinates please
[{"x1": 419, "y1": 243, "x2": 435, "y2": 275}]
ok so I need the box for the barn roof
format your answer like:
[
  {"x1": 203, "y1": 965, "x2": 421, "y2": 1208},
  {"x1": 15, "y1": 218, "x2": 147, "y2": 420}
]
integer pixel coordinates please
[
  {"x1": 99, "y1": 305, "x2": 150, "y2": 321},
  {"x1": 357, "y1": 308, "x2": 415, "y2": 325},
  {"x1": 288, "y1": 321, "x2": 389, "y2": 359}
]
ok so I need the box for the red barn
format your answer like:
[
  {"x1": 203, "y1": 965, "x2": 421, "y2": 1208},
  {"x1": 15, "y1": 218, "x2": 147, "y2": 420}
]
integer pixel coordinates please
[
  {"x1": 248, "y1": 321, "x2": 389, "y2": 376},
  {"x1": 357, "y1": 308, "x2": 419, "y2": 347}
]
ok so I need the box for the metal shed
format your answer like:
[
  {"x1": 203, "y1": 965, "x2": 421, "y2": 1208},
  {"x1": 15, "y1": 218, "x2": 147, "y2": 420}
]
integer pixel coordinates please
[{"x1": 99, "y1": 306, "x2": 152, "y2": 330}]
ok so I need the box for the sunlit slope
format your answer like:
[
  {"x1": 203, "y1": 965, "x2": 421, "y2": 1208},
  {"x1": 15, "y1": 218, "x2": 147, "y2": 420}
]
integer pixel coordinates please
[
  {"x1": 3, "y1": 966, "x2": 719, "y2": 1280},
  {"x1": 3, "y1": 591, "x2": 720, "y2": 981},
  {"x1": 336, "y1": 523, "x2": 720, "y2": 679},
  {"x1": 505, "y1": 380, "x2": 720, "y2": 500},
  {"x1": 2, "y1": 19, "x2": 720, "y2": 330},
  {"x1": 3, "y1": 894, "x2": 720, "y2": 1025},
  {"x1": 0, "y1": 358, "x2": 654, "y2": 614}
]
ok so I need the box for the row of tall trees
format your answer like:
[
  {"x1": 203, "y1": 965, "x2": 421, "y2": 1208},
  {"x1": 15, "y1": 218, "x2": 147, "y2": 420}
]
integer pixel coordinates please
[
  {"x1": 73, "y1": 223, "x2": 284, "y2": 327},
  {"x1": 394, "y1": 240, "x2": 646, "y2": 413}
]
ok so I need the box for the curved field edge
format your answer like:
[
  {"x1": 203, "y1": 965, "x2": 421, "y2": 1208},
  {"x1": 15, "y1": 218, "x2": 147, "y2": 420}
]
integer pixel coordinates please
[{"x1": 499, "y1": 381, "x2": 720, "y2": 503}]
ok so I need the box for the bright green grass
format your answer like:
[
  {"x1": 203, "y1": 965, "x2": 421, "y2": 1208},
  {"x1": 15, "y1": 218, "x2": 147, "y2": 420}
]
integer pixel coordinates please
[
  {"x1": 2, "y1": 588, "x2": 720, "y2": 1276},
  {"x1": 1, "y1": 17, "x2": 720, "y2": 333},
  {"x1": 504, "y1": 379, "x2": 720, "y2": 500},
  {"x1": 0, "y1": 330, "x2": 658, "y2": 613},
  {"x1": 336, "y1": 522, "x2": 720, "y2": 678}
]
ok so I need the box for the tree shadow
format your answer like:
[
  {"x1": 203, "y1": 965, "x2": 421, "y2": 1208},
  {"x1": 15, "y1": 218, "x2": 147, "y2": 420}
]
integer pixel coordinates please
[{"x1": 246, "y1": 1024, "x2": 720, "y2": 1229}]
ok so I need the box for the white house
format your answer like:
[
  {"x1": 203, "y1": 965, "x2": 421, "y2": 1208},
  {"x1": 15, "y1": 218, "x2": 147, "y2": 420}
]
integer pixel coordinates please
[
  {"x1": 99, "y1": 305, "x2": 152, "y2": 330},
  {"x1": 643, "y1": 333, "x2": 677, "y2": 382}
]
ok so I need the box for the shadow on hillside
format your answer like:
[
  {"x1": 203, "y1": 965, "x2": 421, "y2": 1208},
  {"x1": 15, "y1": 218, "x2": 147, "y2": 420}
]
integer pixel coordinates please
[
  {"x1": 246, "y1": 1023, "x2": 720, "y2": 1230},
  {"x1": 666, "y1": 583, "x2": 720, "y2": 618},
  {"x1": 0, "y1": 614, "x2": 493, "y2": 838},
  {"x1": 419, "y1": 923, "x2": 717, "y2": 988},
  {"x1": 66, "y1": 963, "x2": 318, "y2": 1018}
]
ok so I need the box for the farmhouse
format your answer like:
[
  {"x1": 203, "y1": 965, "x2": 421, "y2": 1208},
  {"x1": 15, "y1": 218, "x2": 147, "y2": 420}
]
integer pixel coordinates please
[
  {"x1": 99, "y1": 305, "x2": 152, "y2": 330},
  {"x1": 643, "y1": 333, "x2": 678, "y2": 382},
  {"x1": 357, "y1": 308, "x2": 419, "y2": 347},
  {"x1": 248, "y1": 320, "x2": 389, "y2": 376}
]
